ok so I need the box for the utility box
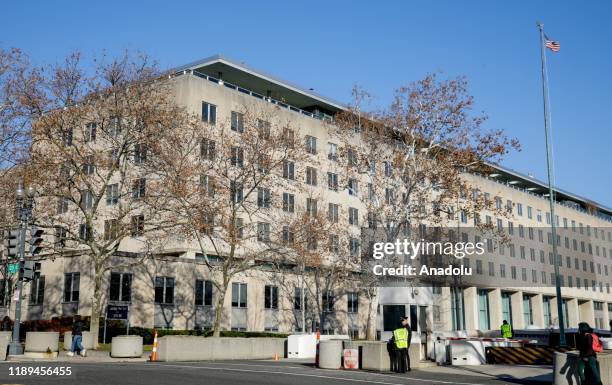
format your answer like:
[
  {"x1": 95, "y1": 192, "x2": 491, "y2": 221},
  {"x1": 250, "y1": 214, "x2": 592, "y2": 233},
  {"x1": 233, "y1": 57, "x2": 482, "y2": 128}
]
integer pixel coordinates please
[{"x1": 287, "y1": 334, "x2": 350, "y2": 359}]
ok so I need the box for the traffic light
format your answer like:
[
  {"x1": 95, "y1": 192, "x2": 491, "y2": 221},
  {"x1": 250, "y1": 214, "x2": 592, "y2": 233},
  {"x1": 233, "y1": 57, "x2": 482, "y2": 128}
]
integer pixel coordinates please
[
  {"x1": 3, "y1": 228, "x2": 20, "y2": 258},
  {"x1": 22, "y1": 261, "x2": 41, "y2": 280},
  {"x1": 29, "y1": 226, "x2": 44, "y2": 256}
]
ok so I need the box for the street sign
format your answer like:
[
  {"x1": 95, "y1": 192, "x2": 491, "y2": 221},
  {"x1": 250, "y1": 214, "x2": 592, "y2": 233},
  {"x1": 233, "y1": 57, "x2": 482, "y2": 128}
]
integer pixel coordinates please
[
  {"x1": 107, "y1": 305, "x2": 129, "y2": 320},
  {"x1": 7, "y1": 263, "x2": 19, "y2": 275}
]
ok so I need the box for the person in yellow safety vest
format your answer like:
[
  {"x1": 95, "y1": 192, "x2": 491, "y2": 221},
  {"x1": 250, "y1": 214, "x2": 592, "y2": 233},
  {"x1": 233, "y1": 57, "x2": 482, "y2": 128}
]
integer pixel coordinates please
[
  {"x1": 390, "y1": 317, "x2": 411, "y2": 373},
  {"x1": 501, "y1": 320, "x2": 513, "y2": 339}
]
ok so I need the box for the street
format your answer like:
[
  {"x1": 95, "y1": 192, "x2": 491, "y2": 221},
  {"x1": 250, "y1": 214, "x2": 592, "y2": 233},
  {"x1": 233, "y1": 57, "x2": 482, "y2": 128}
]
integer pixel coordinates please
[{"x1": 0, "y1": 360, "x2": 551, "y2": 385}]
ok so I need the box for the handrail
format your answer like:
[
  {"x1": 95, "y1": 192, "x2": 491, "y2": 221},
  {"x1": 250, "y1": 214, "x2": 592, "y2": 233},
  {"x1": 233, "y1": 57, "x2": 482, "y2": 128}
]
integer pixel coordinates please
[{"x1": 171, "y1": 69, "x2": 334, "y2": 123}]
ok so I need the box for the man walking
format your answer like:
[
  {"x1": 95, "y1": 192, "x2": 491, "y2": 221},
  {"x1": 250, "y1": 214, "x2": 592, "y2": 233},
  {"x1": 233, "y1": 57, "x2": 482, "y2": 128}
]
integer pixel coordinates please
[
  {"x1": 67, "y1": 315, "x2": 86, "y2": 357},
  {"x1": 500, "y1": 320, "x2": 513, "y2": 339}
]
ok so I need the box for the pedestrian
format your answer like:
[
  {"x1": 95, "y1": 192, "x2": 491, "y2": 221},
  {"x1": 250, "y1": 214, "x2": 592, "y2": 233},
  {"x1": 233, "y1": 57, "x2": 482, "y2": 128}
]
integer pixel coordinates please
[
  {"x1": 577, "y1": 322, "x2": 603, "y2": 385},
  {"x1": 67, "y1": 315, "x2": 86, "y2": 357},
  {"x1": 399, "y1": 316, "x2": 412, "y2": 372},
  {"x1": 390, "y1": 317, "x2": 410, "y2": 373},
  {"x1": 386, "y1": 339, "x2": 398, "y2": 372},
  {"x1": 2, "y1": 316, "x2": 11, "y2": 332},
  {"x1": 500, "y1": 320, "x2": 513, "y2": 339}
]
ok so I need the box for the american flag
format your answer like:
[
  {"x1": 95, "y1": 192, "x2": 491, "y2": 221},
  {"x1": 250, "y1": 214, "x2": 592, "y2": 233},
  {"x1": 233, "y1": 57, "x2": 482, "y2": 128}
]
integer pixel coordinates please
[{"x1": 545, "y1": 35, "x2": 560, "y2": 52}]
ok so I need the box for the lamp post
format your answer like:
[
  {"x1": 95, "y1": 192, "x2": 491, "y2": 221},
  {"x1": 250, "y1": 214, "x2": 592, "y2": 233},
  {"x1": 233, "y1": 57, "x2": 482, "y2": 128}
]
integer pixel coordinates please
[{"x1": 8, "y1": 184, "x2": 35, "y2": 355}]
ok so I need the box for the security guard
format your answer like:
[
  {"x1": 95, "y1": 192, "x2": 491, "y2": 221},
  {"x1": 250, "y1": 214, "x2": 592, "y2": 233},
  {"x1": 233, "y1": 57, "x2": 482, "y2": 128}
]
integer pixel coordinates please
[
  {"x1": 391, "y1": 318, "x2": 410, "y2": 373},
  {"x1": 501, "y1": 320, "x2": 513, "y2": 339}
]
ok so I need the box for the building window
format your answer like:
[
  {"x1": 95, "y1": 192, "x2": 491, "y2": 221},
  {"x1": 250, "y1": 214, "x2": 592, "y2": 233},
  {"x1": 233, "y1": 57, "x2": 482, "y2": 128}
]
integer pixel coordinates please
[
  {"x1": 348, "y1": 207, "x2": 359, "y2": 226},
  {"x1": 478, "y1": 290, "x2": 490, "y2": 330},
  {"x1": 257, "y1": 187, "x2": 271, "y2": 208},
  {"x1": 347, "y1": 292, "x2": 358, "y2": 313},
  {"x1": 82, "y1": 155, "x2": 95, "y2": 175},
  {"x1": 327, "y1": 172, "x2": 338, "y2": 191},
  {"x1": 230, "y1": 147, "x2": 244, "y2": 167},
  {"x1": 154, "y1": 276, "x2": 174, "y2": 305},
  {"x1": 202, "y1": 102, "x2": 216, "y2": 124},
  {"x1": 131, "y1": 215, "x2": 145, "y2": 237},
  {"x1": 349, "y1": 238, "x2": 360, "y2": 257},
  {"x1": 201, "y1": 138, "x2": 216, "y2": 160},
  {"x1": 133, "y1": 143, "x2": 147, "y2": 165},
  {"x1": 80, "y1": 189, "x2": 94, "y2": 210},
  {"x1": 29, "y1": 276, "x2": 45, "y2": 305},
  {"x1": 103, "y1": 219, "x2": 119, "y2": 241},
  {"x1": 257, "y1": 222, "x2": 270, "y2": 242},
  {"x1": 200, "y1": 175, "x2": 215, "y2": 197},
  {"x1": 232, "y1": 282, "x2": 247, "y2": 308},
  {"x1": 306, "y1": 198, "x2": 317, "y2": 217},
  {"x1": 322, "y1": 291, "x2": 334, "y2": 312},
  {"x1": 64, "y1": 272, "x2": 80, "y2": 302},
  {"x1": 328, "y1": 142, "x2": 337, "y2": 161},
  {"x1": 230, "y1": 181, "x2": 243, "y2": 203},
  {"x1": 195, "y1": 279, "x2": 213, "y2": 306},
  {"x1": 348, "y1": 179, "x2": 359, "y2": 196},
  {"x1": 282, "y1": 192, "x2": 295, "y2": 213},
  {"x1": 282, "y1": 226, "x2": 294, "y2": 244},
  {"x1": 328, "y1": 234, "x2": 339, "y2": 253},
  {"x1": 110, "y1": 272, "x2": 132, "y2": 302},
  {"x1": 305, "y1": 136, "x2": 317, "y2": 154},
  {"x1": 106, "y1": 184, "x2": 119, "y2": 206},
  {"x1": 306, "y1": 167, "x2": 317, "y2": 186},
  {"x1": 54, "y1": 226, "x2": 67, "y2": 248},
  {"x1": 264, "y1": 285, "x2": 278, "y2": 309},
  {"x1": 84, "y1": 122, "x2": 97, "y2": 142},
  {"x1": 231, "y1": 111, "x2": 244, "y2": 132},
  {"x1": 282, "y1": 160, "x2": 295, "y2": 180},
  {"x1": 523, "y1": 295, "x2": 533, "y2": 326},
  {"x1": 294, "y1": 288, "x2": 306, "y2": 310},
  {"x1": 132, "y1": 178, "x2": 146, "y2": 198},
  {"x1": 328, "y1": 203, "x2": 339, "y2": 223}
]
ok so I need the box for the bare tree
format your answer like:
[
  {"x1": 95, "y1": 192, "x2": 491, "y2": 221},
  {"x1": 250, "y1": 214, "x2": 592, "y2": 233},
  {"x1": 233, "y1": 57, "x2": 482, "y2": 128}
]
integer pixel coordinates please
[
  {"x1": 15, "y1": 52, "x2": 180, "y2": 347},
  {"x1": 330, "y1": 76, "x2": 520, "y2": 339},
  {"x1": 149, "y1": 105, "x2": 317, "y2": 336}
]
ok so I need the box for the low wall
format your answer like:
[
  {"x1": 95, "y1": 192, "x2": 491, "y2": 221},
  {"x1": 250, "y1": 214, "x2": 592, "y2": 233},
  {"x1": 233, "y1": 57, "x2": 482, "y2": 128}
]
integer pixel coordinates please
[
  {"x1": 64, "y1": 331, "x2": 95, "y2": 350},
  {"x1": 361, "y1": 342, "x2": 391, "y2": 371},
  {"x1": 553, "y1": 351, "x2": 612, "y2": 385},
  {"x1": 111, "y1": 336, "x2": 143, "y2": 358},
  {"x1": 0, "y1": 331, "x2": 11, "y2": 344},
  {"x1": 25, "y1": 332, "x2": 59, "y2": 353},
  {"x1": 0, "y1": 336, "x2": 8, "y2": 360},
  {"x1": 157, "y1": 337, "x2": 285, "y2": 362}
]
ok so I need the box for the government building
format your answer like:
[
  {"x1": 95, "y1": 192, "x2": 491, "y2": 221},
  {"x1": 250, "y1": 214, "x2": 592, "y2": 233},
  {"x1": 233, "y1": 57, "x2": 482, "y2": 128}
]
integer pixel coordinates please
[{"x1": 3, "y1": 56, "x2": 611, "y2": 355}]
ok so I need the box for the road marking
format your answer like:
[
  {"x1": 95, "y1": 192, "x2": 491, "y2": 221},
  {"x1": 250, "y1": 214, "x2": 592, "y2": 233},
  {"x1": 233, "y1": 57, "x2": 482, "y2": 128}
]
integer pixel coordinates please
[{"x1": 151, "y1": 363, "x2": 485, "y2": 385}]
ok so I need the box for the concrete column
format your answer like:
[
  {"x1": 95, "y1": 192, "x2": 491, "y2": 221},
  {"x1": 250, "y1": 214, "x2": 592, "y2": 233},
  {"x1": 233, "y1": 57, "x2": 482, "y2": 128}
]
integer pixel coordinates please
[
  {"x1": 566, "y1": 298, "x2": 579, "y2": 328},
  {"x1": 511, "y1": 291, "x2": 525, "y2": 329},
  {"x1": 531, "y1": 294, "x2": 545, "y2": 328},
  {"x1": 603, "y1": 303, "x2": 610, "y2": 331},
  {"x1": 578, "y1": 300, "x2": 595, "y2": 326},
  {"x1": 438, "y1": 287, "x2": 453, "y2": 332},
  {"x1": 550, "y1": 297, "x2": 559, "y2": 327},
  {"x1": 463, "y1": 287, "x2": 479, "y2": 333},
  {"x1": 488, "y1": 289, "x2": 503, "y2": 333}
]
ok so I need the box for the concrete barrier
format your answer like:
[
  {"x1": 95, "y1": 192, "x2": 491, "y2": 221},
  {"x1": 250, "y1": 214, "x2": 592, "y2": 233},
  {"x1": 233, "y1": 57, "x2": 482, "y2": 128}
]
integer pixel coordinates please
[
  {"x1": 64, "y1": 331, "x2": 95, "y2": 350},
  {"x1": 157, "y1": 337, "x2": 286, "y2": 362},
  {"x1": 361, "y1": 341, "x2": 391, "y2": 371},
  {"x1": 0, "y1": 331, "x2": 11, "y2": 344},
  {"x1": 318, "y1": 340, "x2": 342, "y2": 369},
  {"x1": 553, "y1": 351, "x2": 612, "y2": 385},
  {"x1": 111, "y1": 336, "x2": 143, "y2": 358},
  {"x1": 0, "y1": 335, "x2": 8, "y2": 360},
  {"x1": 25, "y1": 332, "x2": 59, "y2": 353}
]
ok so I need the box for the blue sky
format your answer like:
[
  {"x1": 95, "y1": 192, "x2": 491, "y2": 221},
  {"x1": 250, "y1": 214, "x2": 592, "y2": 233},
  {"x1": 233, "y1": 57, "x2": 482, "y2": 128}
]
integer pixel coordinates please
[{"x1": 2, "y1": 0, "x2": 610, "y2": 206}]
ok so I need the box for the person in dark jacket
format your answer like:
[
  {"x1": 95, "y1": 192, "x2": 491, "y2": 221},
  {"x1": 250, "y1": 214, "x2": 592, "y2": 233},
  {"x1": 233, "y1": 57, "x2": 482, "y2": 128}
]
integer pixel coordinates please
[
  {"x1": 576, "y1": 322, "x2": 602, "y2": 385},
  {"x1": 67, "y1": 315, "x2": 86, "y2": 357},
  {"x1": 1, "y1": 316, "x2": 11, "y2": 331}
]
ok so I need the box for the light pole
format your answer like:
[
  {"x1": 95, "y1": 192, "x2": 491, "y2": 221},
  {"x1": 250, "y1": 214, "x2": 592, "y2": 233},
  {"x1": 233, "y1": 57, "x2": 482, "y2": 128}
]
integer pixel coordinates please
[{"x1": 8, "y1": 184, "x2": 35, "y2": 355}]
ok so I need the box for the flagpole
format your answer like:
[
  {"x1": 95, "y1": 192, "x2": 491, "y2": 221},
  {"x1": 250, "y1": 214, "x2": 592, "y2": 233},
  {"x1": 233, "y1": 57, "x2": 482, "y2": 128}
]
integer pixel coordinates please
[{"x1": 537, "y1": 21, "x2": 566, "y2": 347}]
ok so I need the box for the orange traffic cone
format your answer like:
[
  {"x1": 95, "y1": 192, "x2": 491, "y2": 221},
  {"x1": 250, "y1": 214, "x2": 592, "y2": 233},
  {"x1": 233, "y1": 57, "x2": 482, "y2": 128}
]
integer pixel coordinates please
[
  {"x1": 273, "y1": 353, "x2": 279, "y2": 361},
  {"x1": 150, "y1": 330, "x2": 158, "y2": 362}
]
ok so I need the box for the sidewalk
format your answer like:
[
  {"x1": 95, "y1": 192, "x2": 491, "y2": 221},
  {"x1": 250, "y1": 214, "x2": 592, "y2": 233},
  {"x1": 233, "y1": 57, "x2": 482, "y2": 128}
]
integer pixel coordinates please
[
  {"x1": 5, "y1": 349, "x2": 148, "y2": 363},
  {"x1": 418, "y1": 364, "x2": 553, "y2": 383}
]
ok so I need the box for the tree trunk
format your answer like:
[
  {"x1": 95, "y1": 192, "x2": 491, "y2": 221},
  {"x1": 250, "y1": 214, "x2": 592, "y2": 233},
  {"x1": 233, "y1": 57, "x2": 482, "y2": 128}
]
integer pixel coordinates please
[
  {"x1": 212, "y1": 282, "x2": 228, "y2": 337},
  {"x1": 365, "y1": 292, "x2": 377, "y2": 340},
  {"x1": 89, "y1": 269, "x2": 103, "y2": 349}
]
